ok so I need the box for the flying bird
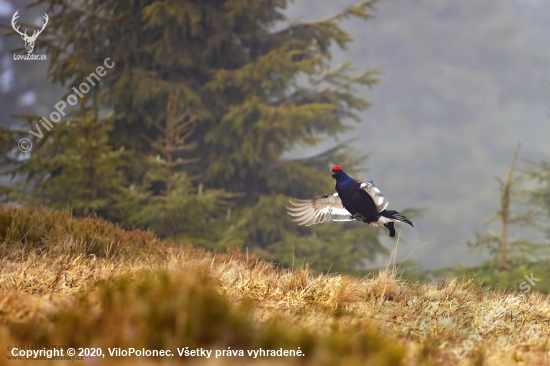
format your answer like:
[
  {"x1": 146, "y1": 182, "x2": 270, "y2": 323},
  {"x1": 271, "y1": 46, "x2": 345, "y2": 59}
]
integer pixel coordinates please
[{"x1": 286, "y1": 166, "x2": 413, "y2": 237}]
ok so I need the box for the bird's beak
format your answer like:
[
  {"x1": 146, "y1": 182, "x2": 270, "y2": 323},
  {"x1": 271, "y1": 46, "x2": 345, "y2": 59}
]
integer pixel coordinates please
[{"x1": 330, "y1": 169, "x2": 337, "y2": 176}]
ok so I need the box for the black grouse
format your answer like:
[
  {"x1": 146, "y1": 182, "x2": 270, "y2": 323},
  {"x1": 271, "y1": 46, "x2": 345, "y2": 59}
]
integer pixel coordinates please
[{"x1": 286, "y1": 166, "x2": 413, "y2": 237}]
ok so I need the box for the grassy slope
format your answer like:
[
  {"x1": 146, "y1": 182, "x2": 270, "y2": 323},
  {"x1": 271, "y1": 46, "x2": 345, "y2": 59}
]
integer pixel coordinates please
[{"x1": 0, "y1": 205, "x2": 548, "y2": 365}]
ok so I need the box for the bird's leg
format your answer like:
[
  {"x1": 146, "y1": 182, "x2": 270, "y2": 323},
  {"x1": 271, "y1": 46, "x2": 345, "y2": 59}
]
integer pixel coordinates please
[
  {"x1": 384, "y1": 222, "x2": 396, "y2": 237},
  {"x1": 351, "y1": 213, "x2": 361, "y2": 220}
]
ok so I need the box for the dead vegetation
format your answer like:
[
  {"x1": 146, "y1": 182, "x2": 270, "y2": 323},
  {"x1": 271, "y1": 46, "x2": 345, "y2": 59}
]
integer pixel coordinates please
[{"x1": 0, "y1": 204, "x2": 549, "y2": 365}]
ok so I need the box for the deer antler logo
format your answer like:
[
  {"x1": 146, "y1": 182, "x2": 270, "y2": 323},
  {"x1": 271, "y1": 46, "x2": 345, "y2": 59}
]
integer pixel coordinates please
[{"x1": 11, "y1": 11, "x2": 49, "y2": 54}]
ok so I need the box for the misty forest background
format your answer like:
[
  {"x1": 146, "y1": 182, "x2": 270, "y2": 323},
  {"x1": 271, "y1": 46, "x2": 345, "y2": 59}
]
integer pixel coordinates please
[{"x1": 1, "y1": 0, "x2": 550, "y2": 291}]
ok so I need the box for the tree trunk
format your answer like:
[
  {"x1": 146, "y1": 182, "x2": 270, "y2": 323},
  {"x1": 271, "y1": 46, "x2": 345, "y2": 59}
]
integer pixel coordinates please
[{"x1": 499, "y1": 143, "x2": 521, "y2": 271}]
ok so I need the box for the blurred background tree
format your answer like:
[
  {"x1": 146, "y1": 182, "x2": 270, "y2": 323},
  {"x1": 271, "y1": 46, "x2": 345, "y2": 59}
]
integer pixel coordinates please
[
  {"x1": 1, "y1": 103, "x2": 125, "y2": 216},
  {"x1": 116, "y1": 90, "x2": 233, "y2": 245},
  {"x1": 0, "y1": 0, "x2": 388, "y2": 273},
  {"x1": 527, "y1": 159, "x2": 550, "y2": 238},
  {"x1": 465, "y1": 144, "x2": 542, "y2": 272},
  {"x1": 437, "y1": 144, "x2": 550, "y2": 292}
]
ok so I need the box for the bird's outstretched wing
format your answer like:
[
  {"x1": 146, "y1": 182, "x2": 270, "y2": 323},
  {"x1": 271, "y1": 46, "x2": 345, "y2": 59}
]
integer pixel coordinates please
[
  {"x1": 360, "y1": 180, "x2": 388, "y2": 212},
  {"x1": 286, "y1": 193, "x2": 352, "y2": 226}
]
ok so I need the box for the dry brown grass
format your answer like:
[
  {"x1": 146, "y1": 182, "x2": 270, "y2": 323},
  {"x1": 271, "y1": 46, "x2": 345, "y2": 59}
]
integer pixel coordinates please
[{"x1": 0, "y1": 204, "x2": 549, "y2": 365}]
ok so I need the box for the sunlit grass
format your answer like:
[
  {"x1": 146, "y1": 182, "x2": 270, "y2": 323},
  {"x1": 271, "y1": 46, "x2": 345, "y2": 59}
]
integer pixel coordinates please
[{"x1": 0, "y1": 204, "x2": 548, "y2": 365}]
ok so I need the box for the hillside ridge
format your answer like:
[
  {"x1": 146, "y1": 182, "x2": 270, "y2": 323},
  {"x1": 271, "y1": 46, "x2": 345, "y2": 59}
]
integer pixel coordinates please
[{"x1": 0, "y1": 204, "x2": 548, "y2": 365}]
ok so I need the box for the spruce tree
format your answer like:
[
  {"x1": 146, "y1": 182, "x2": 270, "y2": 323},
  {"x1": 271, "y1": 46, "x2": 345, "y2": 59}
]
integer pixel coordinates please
[
  {"x1": 1, "y1": 102, "x2": 125, "y2": 216},
  {"x1": 117, "y1": 91, "x2": 232, "y2": 243}
]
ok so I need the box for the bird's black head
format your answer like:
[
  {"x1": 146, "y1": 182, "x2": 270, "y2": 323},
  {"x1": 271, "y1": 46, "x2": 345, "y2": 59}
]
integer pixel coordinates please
[{"x1": 331, "y1": 166, "x2": 344, "y2": 179}]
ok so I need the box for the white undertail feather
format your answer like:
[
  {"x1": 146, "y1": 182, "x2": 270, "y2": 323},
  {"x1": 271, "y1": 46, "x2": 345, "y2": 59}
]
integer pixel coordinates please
[{"x1": 370, "y1": 216, "x2": 393, "y2": 227}]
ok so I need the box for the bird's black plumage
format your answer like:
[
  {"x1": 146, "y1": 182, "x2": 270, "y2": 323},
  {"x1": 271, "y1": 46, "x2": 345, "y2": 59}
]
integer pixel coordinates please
[{"x1": 287, "y1": 166, "x2": 413, "y2": 237}]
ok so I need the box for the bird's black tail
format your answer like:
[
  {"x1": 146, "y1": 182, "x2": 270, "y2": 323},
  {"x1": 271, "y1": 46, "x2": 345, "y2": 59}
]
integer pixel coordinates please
[{"x1": 381, "y1": 210, "x2": 414, "y2": 227}]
